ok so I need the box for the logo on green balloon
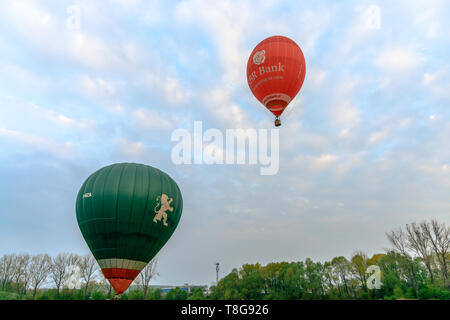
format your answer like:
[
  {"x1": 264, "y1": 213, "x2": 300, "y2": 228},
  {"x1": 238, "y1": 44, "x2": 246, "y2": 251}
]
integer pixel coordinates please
[{"x1": 153, "y1": 194, "x2": 173, "y2": 227}]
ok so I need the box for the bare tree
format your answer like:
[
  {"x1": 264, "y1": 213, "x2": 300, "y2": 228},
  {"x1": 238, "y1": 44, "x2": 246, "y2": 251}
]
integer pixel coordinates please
[
  {"x1": 421, "y1": 220, "x2": 449, "y2": 286},
  {"x1": 11, "y1": 253, "x2": 31, "y2": 294},
  {"x1": 78, "y1": 254, "x2": 98, "y2": 299},
  {"x1": 67, "y1": 253, "x2": 81, "y2": 268},
  {"x1": 405, "y1": 222, "x2": 435, "y2": 283},
  {"x1": 0, "y1": 254, "x2": 16, "y2": 290},
  {"x1": 29, "y1": 254, "x2": 52, "y2": 298},
  {"x1": 386, "y1": 228, "x2": 419, "y2": 296},
  {"x1": 135, "y1": 258, "x2": 159, "y2": 299},
  {"x1": 50, "y1": 253, "x2": 73, "y2": 295},
  {"x1": 64, "y1": 253, "x2": 82, "y2": 290},
  {"x1": 97, "y1": 278, "x2": 113, "y2": 299}
]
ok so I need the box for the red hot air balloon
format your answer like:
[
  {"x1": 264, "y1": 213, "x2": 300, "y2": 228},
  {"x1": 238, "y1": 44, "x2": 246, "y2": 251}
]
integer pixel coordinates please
[{"x1": 247, "y1": 35, "x2": 306, "y2": 127}]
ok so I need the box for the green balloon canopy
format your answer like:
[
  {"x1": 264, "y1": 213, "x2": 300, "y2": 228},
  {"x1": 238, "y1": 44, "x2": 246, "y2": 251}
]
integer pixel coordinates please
[{"x1": 76, "y1": 163, "x2": 183, "y2": 295}]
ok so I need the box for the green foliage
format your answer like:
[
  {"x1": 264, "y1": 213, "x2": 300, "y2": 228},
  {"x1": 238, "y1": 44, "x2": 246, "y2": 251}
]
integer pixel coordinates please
[
  {"x1": 23, "y1": 293, "x2": 34, "y2": 300},
  {"x1": 438, "y1": 289, "x2": 450, "y2": 300},
  {"x1": 128, "y1": 290, "x2": 144, "y2": 300},
  {"x1": 417, "y1": 286, "x2": 450, "y2": 300},
  {"x1": 147, "y1": 288, "x2": 163, "y2": 300},
  {"x1": 207, "y1": 250, "x2": 449, "y2": 300},
  {"x1": 0, "y1": 218, "x2": 448, "y2": 300},
  {"x1": 210, "y1": 268, "x2": 242, "y2": 300},
  {"x1": 91, "y1": 291, "x2": 107, "y2": 300},
  {"x1": 165, "y1": 287, "x2": 188, "y2": 300},
  {"x1": 58, "y1": 288, "x2": 76, "y2": 300},
  {"x1": 73, "y1": 289, "x2": 85, "y2": 300},
  {"x1": 36, "y1": 290, "x2": 56, "y2": 300},
  {"x1": 392, "y1": 286, "x2": 405, "y2": 299},
  {"x1": 360, "y1": 292, "x2": 370, "y2": 300},
  {"x1": 0, "y1": 291, "x2": 20, "y2": 300},
  {"x1": 187, "y1": 288, "x2": 206, "y2": 300}
]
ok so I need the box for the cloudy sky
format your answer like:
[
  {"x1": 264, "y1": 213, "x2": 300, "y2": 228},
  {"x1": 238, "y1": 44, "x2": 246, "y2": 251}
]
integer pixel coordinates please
[{"x1": 1, "y1": 0, "x2": 450, "y2": 286}]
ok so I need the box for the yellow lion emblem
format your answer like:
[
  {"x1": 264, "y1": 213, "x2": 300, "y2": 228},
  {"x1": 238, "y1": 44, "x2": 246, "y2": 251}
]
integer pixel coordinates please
[{"x1": 153, "y1": 194, "x2": 173, "y2": 227}]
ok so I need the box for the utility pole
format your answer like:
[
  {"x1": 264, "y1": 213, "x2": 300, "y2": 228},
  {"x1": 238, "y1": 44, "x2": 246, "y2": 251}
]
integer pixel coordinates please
[{"x1": 215, "y1": 262, "x2": 220, "y2": 284}]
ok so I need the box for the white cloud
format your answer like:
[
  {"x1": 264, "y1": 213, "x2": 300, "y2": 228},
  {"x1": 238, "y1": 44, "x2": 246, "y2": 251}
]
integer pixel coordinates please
[
  {"x1": 314, "y1": 154, "x2": 338, "y2": 168},
  {"x1": 0, "y1": 96, "x2": 97, "y2": 133},
  {"x1": 423, "y1": 72, "x2": 436, "y2": 85},
  {"x1": 132, "y1": 108, "x2": 177, "y2": 131},
  {"x1": 203, "y1": 87, "x2": 248, "y2": 128},
  {"x1": 81, "y1": 76, "x2": 117, "y2": 97},
  {"x1": 79, "y1": 76, "x2": 127, "y2": 112},
  {"x1": 0, "y1": 128, "x2": 74, "y2": 157},
  {"x1": 137, "y1": 0, "x2": 167, "y2": 25},
  {"x1": 377, "y1": 47, "x2": 423, "y2": 71},
  {"x1": 281, "y1": 122, "x2": 329, "y2": 152},
  {"x1": 334, "y1": 5, "x2": 381, "y2": 58},
  {"x1": 335, "y1": 152, "x2": 366, "y2": 177},
  {"x1": 399, "y1": 118, "x2": 413, "y2": 128},
  {"x1": 307, "y1": 68, "x2": 326, "y2": 88},
  {"x1": 331, "y1": 101, "x2": 361, "y2": 129},
  {"x1": 339, "y1": 129, "x2": 350, "y2": 137},
  {"x1": 369, "y1": 129, "x2": 389, "y2": 144},
  {"x1": 422, "y1": 67, "x2": 450, "y2": 100},
  {"x1": 111, "y1": 0, "x2": 144, "y2": 9},
  {"x1": 417, "y1": 163, "x2": 450, "y2": 175},
  {"x1": 115, "y1": 138, "x2": 146, "y2": 157},
  {"x1": 36, "y1": 106, "x2": 96, "y2": 132},
  {"x1": 68, "y1": 32, "x2": 123, "y2": 70},
  {"x1": 146, "y1": 73, "x2": 189, "y2": 106},
  {"x1": 106, "y1": 104, "x2": 126, "y2": 114},
  {"x1": 0, "y1": 62, "x2": 49, "y2": 90},
  {"x1": 175, "y1": 0, "x2": 252, "y2": 85},
  {"x1": 1, "y1": 0, "x2": 54, "y2": 41},
  {"x1": 292, "y1": 8, "x2": 333, "y2": 57},
  {"x1": 411, "y1": 0, "x2": 446, "y2": 39},
  {"x1": 0, "y1": 1, "x2": 144, "y2": 71},
  {"x1": 291, "y1": 154, "x2": 339, "y2": 172}
]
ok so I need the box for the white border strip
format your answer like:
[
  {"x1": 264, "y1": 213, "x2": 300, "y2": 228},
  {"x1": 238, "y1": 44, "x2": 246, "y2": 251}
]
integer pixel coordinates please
[
  {"x1": 262, "y1": 93, "x2": 291, "y2": 106},
  {"x1": 97, "y1": 258, "x2": 147, "y2": 271}
]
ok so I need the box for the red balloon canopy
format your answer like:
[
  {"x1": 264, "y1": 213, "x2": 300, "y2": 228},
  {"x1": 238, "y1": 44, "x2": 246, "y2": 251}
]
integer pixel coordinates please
[{"x1": 247, "y1": 35, "x2": 306, "y2": 118}]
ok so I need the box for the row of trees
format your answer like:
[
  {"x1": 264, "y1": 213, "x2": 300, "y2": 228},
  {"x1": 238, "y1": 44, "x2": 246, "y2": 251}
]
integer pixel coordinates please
[
  {"x1": 1, "y1": 219, "x2": 448, "y2": 299},
  {"x1": 0, "y1": 252, "x2": 158, "y2": 300},
  {"x1": 209, "y1": 219, "x2": 449, "y2": 300}
]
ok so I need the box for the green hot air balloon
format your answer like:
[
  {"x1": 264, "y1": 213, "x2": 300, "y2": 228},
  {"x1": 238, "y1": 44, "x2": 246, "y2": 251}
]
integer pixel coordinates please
[{"x1": 76, "y1": 163, "x2": 182, "y2": 295}]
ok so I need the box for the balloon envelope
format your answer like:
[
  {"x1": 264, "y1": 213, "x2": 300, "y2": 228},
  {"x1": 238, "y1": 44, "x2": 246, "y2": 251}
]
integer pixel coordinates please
[
  {"x1": 76, "y1": 163, "x2": 183, "y2": 295},
  {"x1": 247, "y1": 35, "x2": 306, "y2": 117}
]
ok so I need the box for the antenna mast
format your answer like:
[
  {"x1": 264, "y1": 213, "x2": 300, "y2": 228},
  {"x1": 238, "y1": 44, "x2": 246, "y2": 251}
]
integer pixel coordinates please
[{"x1": 215, "y1": 262, "x2": 220, "y2": 284}]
